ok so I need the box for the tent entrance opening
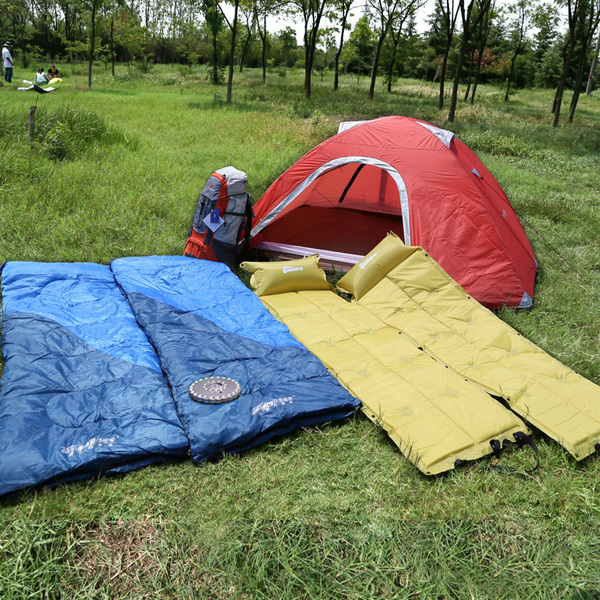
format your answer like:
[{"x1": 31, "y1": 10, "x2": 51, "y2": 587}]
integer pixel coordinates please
[{"x1": 266, "y1": 163, "x2": 405, "y2": 255}]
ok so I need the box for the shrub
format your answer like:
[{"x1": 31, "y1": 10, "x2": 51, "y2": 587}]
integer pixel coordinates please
[{"x1": 11, "y1": 105, "x2": 132, "y2": 161}]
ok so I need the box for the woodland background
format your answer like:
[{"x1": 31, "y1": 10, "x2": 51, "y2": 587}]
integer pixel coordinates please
[
  {"x1": 1, "y1": 0, "x2": 599, "y2": 126},
  {"x1": 2, "y1": 0, "x2": 600, "y2": 598}
]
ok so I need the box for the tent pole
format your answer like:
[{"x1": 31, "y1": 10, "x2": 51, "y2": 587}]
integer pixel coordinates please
[{"x1": 338, "y1": 164, "x2": 366, "y2": 203}]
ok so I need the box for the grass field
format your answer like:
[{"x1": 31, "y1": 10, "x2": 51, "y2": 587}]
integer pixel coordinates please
[{"x1": 1, "y1": 63, "x2": 600, "y2": 599}]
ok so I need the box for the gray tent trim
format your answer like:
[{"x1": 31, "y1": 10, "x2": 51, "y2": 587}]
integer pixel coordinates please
[{"x1": 250, "y1": 156, "x2": 412, "y2": 244}]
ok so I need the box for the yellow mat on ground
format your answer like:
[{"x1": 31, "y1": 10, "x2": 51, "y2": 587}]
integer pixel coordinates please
[
  {"x1": 242, "y1": 257, "x2": 529, "y2": 475},
  {"x1": 337, "y1": 233, "x2": 600, "y2": 462}
]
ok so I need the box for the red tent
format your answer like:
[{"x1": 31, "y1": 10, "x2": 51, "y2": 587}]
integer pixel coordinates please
[{"x1": 249, "y1": 116, "x2": 537, "y2": 308}]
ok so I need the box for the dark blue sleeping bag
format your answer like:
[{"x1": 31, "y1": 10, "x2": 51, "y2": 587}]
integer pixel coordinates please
[
  {"x1": 110, "y1": 256, "x2": 360, "y2": 463},
  {"x1": 0, "y1": 262, "x2": 188, "y2": 496}
]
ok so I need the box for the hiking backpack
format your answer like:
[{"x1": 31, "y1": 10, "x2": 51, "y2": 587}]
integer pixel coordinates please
[{"x1": 184, "y1": 166, "x2": 253, "y2": 265}]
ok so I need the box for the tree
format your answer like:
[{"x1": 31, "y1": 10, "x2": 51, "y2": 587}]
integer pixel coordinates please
[
  {"x1": 402, "y1": 36, "x2": 439, "y2": 79},
  {"x1": 109, "y1": 9, "x2": 115, "y2": 74},
  {"x1": 447, "y1": 0, "x2": 492, "y2": 122},
  {"x1": 274, "y1": 26, "x2": 299, "y2": 66},
  {"x1": 330, "y1": 0, "x2": 354, "y2": 90},
  {"x1": 586, "y1": 30, "x2": 600, "y2": 93},
  {"x1": 202, "y1": 0, "x2": 225, "y2": 85},
  {"x1": 314, "y1": 26, "x2": 336, "y2": 79},
  {"x1": 0, "y1": 0, "x2": 30, "y2": 64},
  {"x1": 503, "y1": 0, "x2": 534, "y2": 101},
  {"x1": 383, "y1": 1, "x2": 420, "y2": 92},
  {"x1": 432, "y1": 0, "x2": 460, "y2": 109},
  {"x1": 57, "y1": 0, "x2": 83, "y2": 45},
  {"x1": 291, "y1": 0, "x2": 329, "y2": 98},
  {"x1": 367, "y1": 0, "x2": 424, "y2": 99},
  {"x1": 255, "y1": 0, "x2": 280, "y2": 82},
  {"x1": 552, "y1": 0, "x2": 600, "y2": 127},
  {"x1": 464, "y1": 0, "x2": 494, "y2": 103},
  {"x1": 114, "y1": 7, "x2": 148, "y2": 71},
  {"x1": 567, "y1": 1, "x2": 600, "y2": 120},
  {"x1": 82, "y1": 0, "x2": 106, "y2": 88},
  {"x1": 103, "y1": 0, "x2": 127, "y2": 75},
  {"x1": 238, "y1": 0, "x2": 256, "y2": 72},
  {"x1": 219, "y1": 0, "x2": 241, "y2": 103},
  {"x1": 531, "y1": 1, "x2": 559, "y2": 62},
  {"x1": 344, "y1": 14, "x2": 376, "y2": 82},
  {"x1": 535, "y1": 40, "x2": 563, "y2": 87}
]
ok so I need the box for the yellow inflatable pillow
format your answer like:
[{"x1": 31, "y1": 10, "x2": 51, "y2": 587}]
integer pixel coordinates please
[
  {"x1": 241, "y1": 255, "x2": 334, "y2": 297},
  {"x1": 337, "y1": 232, "x2": 413, "y2": 300}
]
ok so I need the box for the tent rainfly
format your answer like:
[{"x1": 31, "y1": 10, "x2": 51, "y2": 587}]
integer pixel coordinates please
[{"x1": 248, "y1": 116, "x2": 537, "y2": 309}]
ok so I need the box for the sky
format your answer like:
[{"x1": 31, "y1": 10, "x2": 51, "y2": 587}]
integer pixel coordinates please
[
  {"x1": 265, "y1": 0, "x2": 436, "y2": 41},
  {"x1": 262, "y1": 1, "x2": 569, "y2": 45},
  {"x1": 220, "y1": 0, "x2": 437, "y2": 44}
]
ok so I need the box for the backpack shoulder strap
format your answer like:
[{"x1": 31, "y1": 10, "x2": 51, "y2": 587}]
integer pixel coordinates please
[{"x1": 236, "y1": 196, "x2": 254, "y2": 255}]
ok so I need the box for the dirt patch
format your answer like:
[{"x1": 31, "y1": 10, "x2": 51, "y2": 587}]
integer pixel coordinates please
[{"x1": 77, "y1": 518, "x2": 162, "y2": 593}]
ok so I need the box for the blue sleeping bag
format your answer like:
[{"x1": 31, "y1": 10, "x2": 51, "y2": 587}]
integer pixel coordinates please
[
  {"x1": 110, "y1": 256, "x2": 360, "y2": 463},
  {"x1": 0, "y1": 262, "x2": 189, "y2": 496}
]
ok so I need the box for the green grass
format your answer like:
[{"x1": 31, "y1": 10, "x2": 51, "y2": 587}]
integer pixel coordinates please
[{"x1": 1, "y1": 64, "x2": 600, "y2": 599}]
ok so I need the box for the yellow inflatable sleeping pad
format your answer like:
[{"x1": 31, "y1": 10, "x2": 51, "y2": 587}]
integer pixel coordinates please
[
  {"x1": 337, "y1": 233, "x2": 600, "y2": 461},
  {"x1": 242, "y1": 260, "x2": 529, "y2": 475}
]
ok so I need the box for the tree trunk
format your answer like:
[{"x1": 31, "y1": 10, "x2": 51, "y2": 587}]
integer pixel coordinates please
[
  {"x1": 470, "y1": 50, "x2": 483, "y2": 103},
  {"x1": 110, "y1": 16, "x2": 115, "y2": 77},
  {"x1": 368, "y1": 34, "x2": 386, "y2": 99},
  {"x1": 448, "y1": 30, "x2": 469, "y2": 122},
  {"x1": 333, "y1": 11, "x2": 349, "y2": 91},
  {"x1": 88, "y1": 0, "x2": 96, "y2": 89},
  {"x1": 552, "y1": 38, "x2": 575, "y2": 127},
  {"x1": 438, "y1": 0, "x2": 459, "y2": 111},
  {"x1": 387, "y1": 41, "x2": 399, "y2": 92},
  {"x1": 303, "y1": 0, "x2": 326, "y2": 102},
  {"x1": 28, "y1": 106, "x2": 37, "y2": 142},
  {"x1": 212, "y1": 33, "x2": 219, "y2": 84},
  {"x1": 470, "y1": 11, "x2": 492, "y2": 104},
  {"x1": 552, "y1": 31, "x2": 574, "y2": 114},
  {"x1": 449, "y1": 0, "x2": 491, "y2": 121},
  {"x1": 305, "y1": 22, "x2": 321, "y2": 99},
  {"x1": 226, "y1": 0, "x2": 239, "y2": 104},
  {"x1": 304, "y1": 44, "x2": 313, "y2": 98},
  {"x1": 333, "y1": 53, "x2": 341, "y2": 91},
  {"x1": 585, "y1": 32, "x2": 600, "y2": 94},
  {"x1": 438, "y1": 38, "x2": 452, "y2": 110},
  {"x1": 569, "y1": 44, "x2": 590, "y2": 122},
  {"x1": 239, "y1": 28, "x2": 253, "y2": 73},
  {"x1": 504, "y1": 52, "x2": 518, "y2": 101},
  {"x1": 464, "y1": 49, "x2": 475, "y2": 100},
  {"x1": 261, "y1": 15, "x2": 267, "y2": 83},
  {"x1": 464, "y1": 10, "x2": 487, "y2": 102}
]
